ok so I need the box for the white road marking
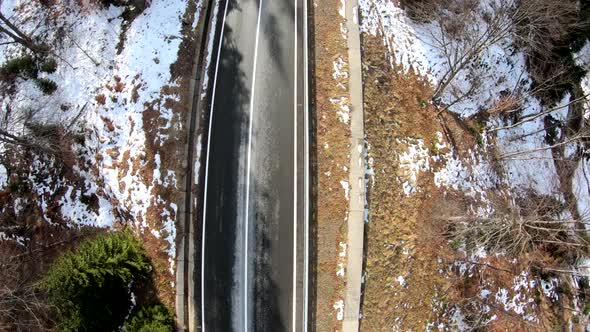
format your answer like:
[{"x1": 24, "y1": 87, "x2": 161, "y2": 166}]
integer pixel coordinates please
[
  {"x1": 292, "y1": 0, "x2": 298, "y2": 330},
  {"x1": 244, "y1": 1, "x2": 264, "y2": 331},
  {"x1": 201, "y1": 0, "x2": 230, "y2": 331}
]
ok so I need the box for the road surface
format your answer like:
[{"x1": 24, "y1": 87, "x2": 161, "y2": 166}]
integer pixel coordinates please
[{"x1": 200, "y1": 0, "x2": 309, "y2": 331}]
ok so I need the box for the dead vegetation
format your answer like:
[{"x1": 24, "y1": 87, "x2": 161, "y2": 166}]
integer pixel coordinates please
[
  {"x1": 445, "y1": 194, "x2": 590, "y2": 260},
  {"x1": 312, "y1": 0, "x2": 352, "y2": 330},
  {"x1": 361, "y1": 32, "x2": 462, "y2": 330}
]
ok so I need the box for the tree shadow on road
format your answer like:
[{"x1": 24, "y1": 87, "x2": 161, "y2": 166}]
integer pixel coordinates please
[
  {"x1": 200, "y1": 0, "x2": 250, "y2": 330},
  {"x1": 252, "y1": 199, "x2": 286, "y2": 331}
]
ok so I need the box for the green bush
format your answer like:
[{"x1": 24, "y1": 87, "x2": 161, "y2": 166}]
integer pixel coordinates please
[
  {"x1": 42, "y1": 231, "x2": 151, "y2": 332},
  {"x1": 27, "y1": 122, "x2": 61, "y2": 139},
  {"x1": 40, "y1": 58, "x2": 57, "y2": 73},
  {"x1": 34, "y1": 78, "x2": 57, "y2": 94},
  {"x1": 0, "y1": 55, "x2": 38, "y2": 79},
  {"x1": 449, "y1": 239, "x2": 462, "y2": 250},
  {"x1": 124, "y1": 305, "x2": 175, "y2": 332},
  {"x1": 7, "y1": 177, "x2": 30, "y2": 194}
]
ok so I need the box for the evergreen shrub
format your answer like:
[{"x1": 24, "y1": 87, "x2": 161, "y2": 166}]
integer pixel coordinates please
[{"x1": 42, "y1": 231, "x2": 150, "y2": 332}]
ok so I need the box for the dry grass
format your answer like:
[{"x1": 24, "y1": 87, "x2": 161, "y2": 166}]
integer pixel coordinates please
[
  {"x1": 361, "y1": 33, "x2": 459, "y2": 330},
  {"x1": 313, "y1": 0, "x2": 351, "y2": 330}
]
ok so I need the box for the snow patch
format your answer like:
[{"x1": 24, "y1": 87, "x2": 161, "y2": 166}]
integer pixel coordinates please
[
  {"x1": 334, "y1": 300, "x2": 345, "y2": 320},
  {"x1": 398, "y1": 139, "x2": 429, "y2": 195},
  {"x1": 341, "y1": 180, "x2": 350, "y2": 200},
  {"x1": 0, "y1": 164, "x2": 6, "y2": 189},
  {"x1": 330, "y1": 97, "x2": 350, "y2": 124},
  {"x1": 396, "y1": 275, "x2": 406, "y2": 286}
]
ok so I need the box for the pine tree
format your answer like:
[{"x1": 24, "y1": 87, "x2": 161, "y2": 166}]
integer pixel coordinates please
[
  {"x1": 42, "y1": 230, "x2": 151, "y2": 332},
  {"x1": 124, "y1": 305, "x2": 174, "y2": 332}
]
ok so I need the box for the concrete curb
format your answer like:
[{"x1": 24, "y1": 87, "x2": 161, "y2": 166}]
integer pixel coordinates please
[
  {"x1": 176, "y1": 1, "x2": 219, "y2": 330},
  {"x1": 342, "y1": 1, "x2": 365, "y2": 331}
]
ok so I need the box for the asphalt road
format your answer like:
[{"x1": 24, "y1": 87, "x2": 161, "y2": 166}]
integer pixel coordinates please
[{"x1": 200, "y1": 0, "x2": 309, "y2": 330}]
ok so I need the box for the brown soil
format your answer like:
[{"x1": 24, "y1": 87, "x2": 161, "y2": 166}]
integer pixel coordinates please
[{"x1": 313, "y1": 0, "x2": 352, "y2": 330}]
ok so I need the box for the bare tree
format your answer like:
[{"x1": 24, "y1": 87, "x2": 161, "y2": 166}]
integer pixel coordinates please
[
  {"x1": 0, "y1": 94, "x2": 88, "y2": 162},
  {"x1": 445, "y1": 195, "x2": 589, "y2": 258},
  {"x1": 0, "y1": 251, "x2": 53, "y2": 331},
  {"x1": 0, "y1": 11, "x2": 46, "y2": 54},
  {"x1": 402, "y1": 0, "x2": 584, "y2": 112},
  {"x1": 0, "y1": 102, "x2": 53, "y2": 157},
  {"x1": 0, "y1": 282, "x2": 52, "y2": 331},
  {"x1": 496, "y1": 132, "x2": 589, "y2": 160},
  {"x1": 429, "y1": 0, "x2": 514, "y2": 100}
]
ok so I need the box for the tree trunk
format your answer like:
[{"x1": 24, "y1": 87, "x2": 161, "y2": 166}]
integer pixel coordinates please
[{"x1": 0, "y1": 12, "x2": 46, "y2": 54}]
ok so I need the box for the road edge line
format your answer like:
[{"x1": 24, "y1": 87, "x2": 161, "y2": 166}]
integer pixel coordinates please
[
  {"x1": 292, "y1": 0, "x2": 299, "y2": 329},
  {"x1": 303, "y1": 0, "x2": 311, "y2": 328}
]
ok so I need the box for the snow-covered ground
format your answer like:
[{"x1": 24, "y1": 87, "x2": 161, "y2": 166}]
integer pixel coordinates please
[{"x1": 0, "y1": 0, "x2": 198, "y2": 274}]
